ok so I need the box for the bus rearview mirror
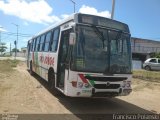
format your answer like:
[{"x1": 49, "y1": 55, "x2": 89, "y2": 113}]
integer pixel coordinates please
[{"x1": 69, "y1": 33, "x2": 76, "y2": 45}]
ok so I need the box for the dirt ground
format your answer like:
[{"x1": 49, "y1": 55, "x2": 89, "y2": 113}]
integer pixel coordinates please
[{"x1": 0, "y1": 62, "x2": 160, "y2": 115}]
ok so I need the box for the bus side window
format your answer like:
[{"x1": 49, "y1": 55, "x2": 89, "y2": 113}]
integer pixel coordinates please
[
  {"x1": 38, "y1": 37, "x2": 42, "y2": 51},
  {"x1": 40, "y1": 34, "x2": 45, "y2": 51},
  {"x1": 31, "y1": 39, "x2": 34, "y2": 51},
  {"x1": 36, "y1": 37, "x2": 40, "y2": 51},
  {"x1": 34, "y1": 38, "x2": 37, "y2": 51},
  {"x1": 51, "y1": 28, "x2": 60, "y2": 52},
  {"x1": 39, "y1": 35, "x2": 45, "y2": 51},
  {"x1": 44, "y1": 32, "x2": 51, "y2": 52}
]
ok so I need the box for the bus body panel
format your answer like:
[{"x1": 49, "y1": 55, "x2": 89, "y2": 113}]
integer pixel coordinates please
[{"x1": 64, "y1": 70, "x2": 132, "y2": 97}]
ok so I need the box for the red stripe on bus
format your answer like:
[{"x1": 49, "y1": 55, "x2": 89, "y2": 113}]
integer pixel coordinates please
[{"x1": 79, "y1": 74, "x2": 88, "y2": 83}]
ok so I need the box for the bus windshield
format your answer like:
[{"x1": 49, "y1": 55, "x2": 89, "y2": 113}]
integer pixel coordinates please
[{"x1": 71, "y1": 25, "x2": 131, "y2": 74}]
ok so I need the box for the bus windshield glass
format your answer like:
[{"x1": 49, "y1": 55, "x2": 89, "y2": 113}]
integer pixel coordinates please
[{"x1": 71, "y1": 25, "x2": 131, "y2": 74}]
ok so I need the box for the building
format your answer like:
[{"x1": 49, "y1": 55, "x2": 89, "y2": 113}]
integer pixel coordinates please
[
  {"x1": 12, "y1": 47, "x2": 27, "y2": 58},
  {"x1": 21, "y1": 47, "x2": 27, "y2": 53},
  {"x1": 131, "y1": 37, "x2": 160, "y2": 69}
]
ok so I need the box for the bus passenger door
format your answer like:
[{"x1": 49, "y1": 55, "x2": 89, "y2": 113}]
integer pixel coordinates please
[{"x1": 57, "y1": 29, "x2": 71, "y2": 90}]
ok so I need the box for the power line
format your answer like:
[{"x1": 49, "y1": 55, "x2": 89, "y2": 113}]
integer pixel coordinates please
[
  {"x1": 70, "y1": 0, "x2": 76, "y2": 13},
  {"x1": 1, "y1": 32, "x2": 32, "y2": 37},
  {"x1": 6, "y1": 32, "x2": 33, "y2": 36}
]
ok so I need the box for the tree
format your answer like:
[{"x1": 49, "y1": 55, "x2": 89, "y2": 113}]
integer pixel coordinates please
[
  {"x1": 12, "y1": 48, "x2": 19, "y2": 52},
  {"x1": 154, "y1": 52, "x2": 160, "y2": 58},
  {"x1": 150, "y1": 52, "x2": 160, "y2": 58},
  {"x1": 0, "y1": 43, "x2": 7, "y2": 55}
]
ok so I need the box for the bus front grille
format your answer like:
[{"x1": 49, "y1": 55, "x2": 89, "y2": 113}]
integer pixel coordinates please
[
  {"x1": 94, "y1": 84, "x2": 120, "y2": 89},
  {"x1": 85, "y1": 76, "x2": 127, "y2": 82}
]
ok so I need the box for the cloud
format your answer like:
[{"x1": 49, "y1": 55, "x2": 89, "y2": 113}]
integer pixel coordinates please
[
  {"x1": 0, "y1": 25, "x2": 7, "y2": 32},
  {"x1": 23, "y1": 22, "x2": 29, "y2": 26},
  {"x1": 22, "y1": 38, "x2": 30, "y2": 42},
  {"x1": 79, "y1": 5, "x2": 111, "y2": 18},
  {"x1": 6, "y1": 42, "x2": 10, "y2": 48},
  {"x1": 61, "y1": 14, "x2": 70, "y2": 19},
  {"x1": 0, "y1": 1, "x2": 111, "y2": 25},
  {"x1": 0, "y1": 0, "x2": 60, "y2": 24}
]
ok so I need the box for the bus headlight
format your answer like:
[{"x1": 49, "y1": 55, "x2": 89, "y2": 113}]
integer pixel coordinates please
[
  {"x1": 122, "y1": 81, "x2": 126, "y2": 87},
  {"x1": 122, "y1": 81, "x2": 131, "y2": 88},
  {"x1": 126, "y1": 81, "x2": 131, "y2": 88}
]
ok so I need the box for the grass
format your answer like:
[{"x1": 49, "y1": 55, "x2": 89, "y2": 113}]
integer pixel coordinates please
[
  {"x1": 133, "y1": 70, "x2": 160, "y2": 83},
  {"x1": 0, "y1": 59, "x2": 20, "y2": 72}
]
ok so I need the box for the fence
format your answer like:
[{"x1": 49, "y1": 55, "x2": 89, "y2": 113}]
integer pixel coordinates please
[{"x1": 12, "y1": 52, "x2": 26, "y2": 58}]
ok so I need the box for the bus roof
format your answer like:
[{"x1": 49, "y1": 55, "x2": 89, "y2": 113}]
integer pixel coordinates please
[
  {"x1": 33, "y1": 13, "x2": 75, "y2": 38},
  {"x1": 31, "y1": 13, "x2": 129, "y2": 39}
]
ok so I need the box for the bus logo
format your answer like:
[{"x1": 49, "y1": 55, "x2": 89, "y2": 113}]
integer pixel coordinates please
[
  {"x1": 106, "y1": 82, "x2": 110, "y2": 87},
  {"x1": 40, "y1": 55, "x2": 54, "y2": 65}
]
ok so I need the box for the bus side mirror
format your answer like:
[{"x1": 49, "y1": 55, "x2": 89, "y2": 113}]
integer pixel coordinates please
[{"x1": 69, "y1": 33, "x2": 76, "y2": 45}]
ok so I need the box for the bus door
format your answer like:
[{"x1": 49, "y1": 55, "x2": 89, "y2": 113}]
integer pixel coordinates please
[{"x1": 57, "y1": 29, "x2": 71, "y2": 90}]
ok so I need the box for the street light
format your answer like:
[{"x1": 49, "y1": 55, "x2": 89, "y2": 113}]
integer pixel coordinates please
[
  {"x1": 12, "y1": 23, "x2": 19, "y2": 59},
  {"x1": 70, "y1": 0, "x2": 76, "y2": 13}
]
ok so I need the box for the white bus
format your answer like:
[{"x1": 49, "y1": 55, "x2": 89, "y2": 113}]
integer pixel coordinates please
[{"x1": 27, "y1": 13, "x2": 132, "y2": 97}]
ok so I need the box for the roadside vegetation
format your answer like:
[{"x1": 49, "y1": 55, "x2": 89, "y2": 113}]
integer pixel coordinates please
[
  {"x1": 150, "y1": 52, "x2": 160, "y2": 58},
  {"x1": 0, "y1": 59, "x2": 19, "y2": 72},
  {"x1": 133, "y1": 70, "x2": 160, "y2": 83}
]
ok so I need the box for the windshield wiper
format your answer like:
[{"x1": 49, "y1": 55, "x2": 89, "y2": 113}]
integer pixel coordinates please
[
  {"x1": 115, "y1": 30, "x2": 122, "y2": 40},
  {"x1": 91, "y1": 25, "x2": 105, "y2": 48}
]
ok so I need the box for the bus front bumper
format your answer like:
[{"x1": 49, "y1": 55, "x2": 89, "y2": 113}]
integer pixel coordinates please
[{"x1": 91, "y1": 88, "x2": 132, "y2": 97}]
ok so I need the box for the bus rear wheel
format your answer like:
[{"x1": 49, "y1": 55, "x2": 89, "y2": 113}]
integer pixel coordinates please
[
  {"x1": 30, "y1": 62, "x2": 34, "y2": 75},
  {"x1": 48, "y1": 70, "x2": 59, "y2": 95}
]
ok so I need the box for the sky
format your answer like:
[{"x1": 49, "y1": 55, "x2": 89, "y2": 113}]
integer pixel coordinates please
[{"x1": 0, "y1": 0, "x2": 160, "y2": 52}]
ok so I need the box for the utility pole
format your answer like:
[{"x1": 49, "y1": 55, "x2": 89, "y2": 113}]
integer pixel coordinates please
[
  {"x1": 0, "y1": 26, "x2": 3, "y2": 44},
  {"x1": 12, "y1": 23, "x2": 19, "y2": 60},
  {"x1": 70, "y1": 0, "x2": 76, "y2": 13},
  {"x1": 0, "y1": 30, "x2": 1, "y2": 44},
  {"x1": 10, "y1": 43, "x2": 11, "y2": 56},
  {"x1": 111, "y1": 0, "x2": 115, "y2": 19},
  {"x1": 0, "y1": 27, "x2": 3, "y2": 55}
]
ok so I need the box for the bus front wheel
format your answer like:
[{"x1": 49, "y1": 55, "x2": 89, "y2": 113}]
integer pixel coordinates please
[{"x1": 48, "y1": 70, "x2": 59, "y2": 95}]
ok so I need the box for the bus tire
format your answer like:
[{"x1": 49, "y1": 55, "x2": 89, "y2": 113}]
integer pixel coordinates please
[
  {"x1": 30, "y1": 62, "x2": 34, "y2": 75},
  {"x1": 48, "y1": 69, "x2": 59, "y2": 95}
]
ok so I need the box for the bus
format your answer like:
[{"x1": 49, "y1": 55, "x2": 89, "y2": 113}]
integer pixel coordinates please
[{"x1": 27, "y1": 13, "x2": 132, "y2": 97}]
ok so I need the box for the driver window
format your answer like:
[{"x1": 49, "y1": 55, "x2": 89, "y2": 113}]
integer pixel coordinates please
[
  {"x1": 60, "y1": 29, "x2": 71, "y2": 62},
  {"x1": 111, "y1": 40, "x2": 117, "y2": 54}
]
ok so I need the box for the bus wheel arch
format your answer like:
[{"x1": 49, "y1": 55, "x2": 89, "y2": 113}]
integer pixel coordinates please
[
  {"x1": 48, "y1": 67, "x2": 59, "y2": 95},
  {"x1": 48, "y1": 67, "x2": 55, "y2": 89}
]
